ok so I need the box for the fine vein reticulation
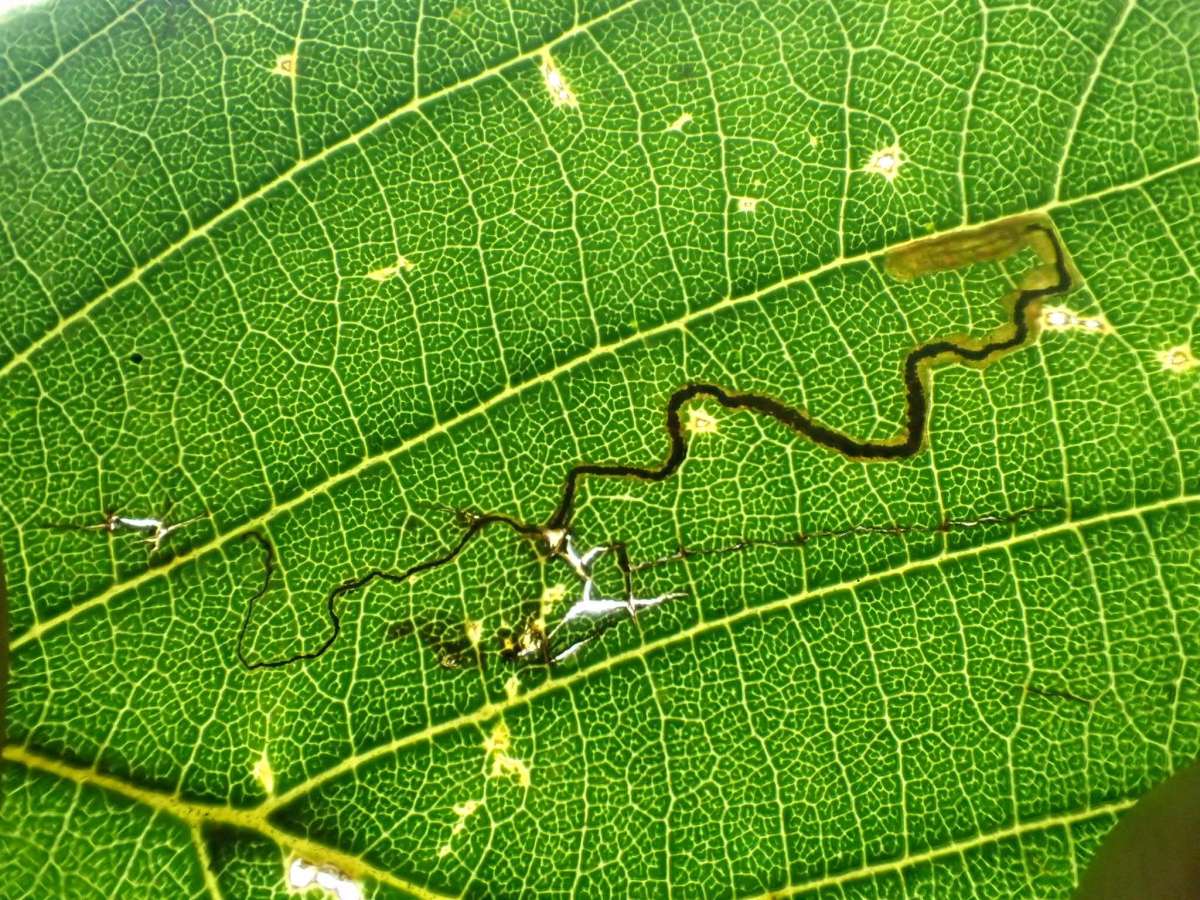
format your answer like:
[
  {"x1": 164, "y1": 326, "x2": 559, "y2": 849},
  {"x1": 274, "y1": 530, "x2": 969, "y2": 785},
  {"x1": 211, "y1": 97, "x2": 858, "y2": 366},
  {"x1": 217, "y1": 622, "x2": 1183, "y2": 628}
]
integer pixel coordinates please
[{"x1": 236, "y1": 219, "x2": 1075, "y2": 671}]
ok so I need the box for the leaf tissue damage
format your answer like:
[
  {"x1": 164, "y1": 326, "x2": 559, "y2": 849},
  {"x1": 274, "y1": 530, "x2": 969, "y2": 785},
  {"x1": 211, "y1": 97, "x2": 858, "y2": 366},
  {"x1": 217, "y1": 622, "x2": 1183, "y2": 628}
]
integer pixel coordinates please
[
  {"x1": 233, "y1": 216, "x2": 1077, "y2": 670},
  {"x1": 3, "y1": 2, "x2": 1198, "y2": 895}
]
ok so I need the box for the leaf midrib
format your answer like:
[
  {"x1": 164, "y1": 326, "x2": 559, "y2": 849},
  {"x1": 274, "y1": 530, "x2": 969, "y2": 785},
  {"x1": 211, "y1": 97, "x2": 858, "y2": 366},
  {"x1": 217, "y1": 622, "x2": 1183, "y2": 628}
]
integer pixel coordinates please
[
  {"x1": 264, "y1": 491, "x2": 1195, "y2": 815},
  {"x1": 4, "y1": 739, "x2": 1138, "y2": 900},
  {"x1": 12, "y1": 492, "x2": 1192, "y2": 832},
  {"x1": 12, "y1": 153, "x2": 1198, "y2": 653}
]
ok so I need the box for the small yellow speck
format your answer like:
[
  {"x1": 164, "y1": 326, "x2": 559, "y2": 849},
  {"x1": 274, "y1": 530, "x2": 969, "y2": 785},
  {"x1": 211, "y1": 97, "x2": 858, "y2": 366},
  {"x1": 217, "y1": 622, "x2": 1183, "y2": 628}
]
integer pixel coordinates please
[
  {"x1": 465, "y1": 619, "x2": 483, "y2": 647},
  {"x1": 272, "y1": 53, "x2": 297, "y2": 77},
  {"x1": 366, "y1": 257, "x2": 413, "y2": 281},
  {"x1": 737, "y1": 196, "x2": 760, "y2": 214},
  {"x1": 483, "y1": 721, "x2": 510, "y2": 755},
  {"x1": 483, "y1": 722, "x2": 530, "y2": 786},
  {"x1": 686, "y1": 407, "x2": 719, "y2": 435},
  {"x1": 667, "y1": 112, "x2": 693, "y2": 132},
  {"x1": 252, "y1": 749, "x2": 274, "y2": 795},
  {"x1": 504, "y1": 674, "x2": 521, "y2": 700},
  {"x1": 809, "y1": 133, "x2": 820, "y2": 148},
  {"x1": 438, "y1": 844, "x2": 452, "y2": 859},
  {"x1": 491, "y1": 753, "x2": 532, "y2": 787}
]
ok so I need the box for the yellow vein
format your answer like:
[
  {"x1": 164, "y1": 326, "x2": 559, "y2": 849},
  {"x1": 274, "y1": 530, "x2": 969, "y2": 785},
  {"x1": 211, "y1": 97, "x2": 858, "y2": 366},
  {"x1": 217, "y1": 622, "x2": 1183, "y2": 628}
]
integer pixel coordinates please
[
  {"x1": 190, "y1": 825, "x2": 226, "y2": 900},
  {"x1": 0, "y1": 0, "x2": 647, "y2": 383},
  {"x1": 746, "y1": 797, "x2": 1136, "y2": 898},
  {"x1": 1, "y1": 744, "x2": 450, "y2": 900},
  {"x1": 262, "y1": 491, "x2": 1196, "y2": 814},
  {"x1": 9, "y1": 155, "x2": 1200, "y2": 653},
  {"x1": 4, "y1": 496, "x2": 1187, "y2": 891}
]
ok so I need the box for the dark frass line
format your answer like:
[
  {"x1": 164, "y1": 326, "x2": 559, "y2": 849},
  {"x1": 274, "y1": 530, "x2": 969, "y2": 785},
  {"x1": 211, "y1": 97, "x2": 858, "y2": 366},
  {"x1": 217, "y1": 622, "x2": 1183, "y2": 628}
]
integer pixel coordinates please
[
  {"x1": 235, "y1": 221, "x2": 1075, "y2": 671},
  {"x1": 236, "y1": 512, "x2": 538, "y2": 671}
]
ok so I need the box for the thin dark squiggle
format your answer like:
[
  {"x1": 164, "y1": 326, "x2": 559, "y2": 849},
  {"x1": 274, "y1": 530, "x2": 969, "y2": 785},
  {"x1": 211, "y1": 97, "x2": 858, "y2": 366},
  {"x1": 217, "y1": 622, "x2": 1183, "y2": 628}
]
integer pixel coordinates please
[
  {"x1": 627, "y1": 506, "x2": 1050, "y2": 575},
  {"x1": 547, "y1": 223, "x2": 1072, "y2": 530},
  {"x1": 236, "y1": 514, "x2": 537, "y2": 670},
  {"x1": 236, "y1": 222, "x2": 1074, "y2": 671}
]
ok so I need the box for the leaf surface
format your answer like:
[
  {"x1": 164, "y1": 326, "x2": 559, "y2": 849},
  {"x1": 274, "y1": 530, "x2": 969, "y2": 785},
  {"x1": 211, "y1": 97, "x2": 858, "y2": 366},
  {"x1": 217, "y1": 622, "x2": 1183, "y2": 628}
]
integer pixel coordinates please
[{"x1": 1, "y1": 0, "x2": 1199, "y2": 897}]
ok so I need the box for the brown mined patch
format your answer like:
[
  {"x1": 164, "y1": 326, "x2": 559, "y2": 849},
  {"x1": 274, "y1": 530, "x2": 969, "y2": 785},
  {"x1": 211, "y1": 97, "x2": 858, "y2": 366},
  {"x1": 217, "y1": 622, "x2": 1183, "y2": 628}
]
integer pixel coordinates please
[{"x1": 884, "y1": 214, "x2": 1076, "y2": 284}]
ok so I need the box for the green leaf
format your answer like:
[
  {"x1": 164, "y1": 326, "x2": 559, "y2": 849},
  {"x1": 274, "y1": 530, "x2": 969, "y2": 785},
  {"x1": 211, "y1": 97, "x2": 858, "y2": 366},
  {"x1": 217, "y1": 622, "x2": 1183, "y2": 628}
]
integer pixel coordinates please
[{"x1": 1, "y1": 0, "x2": 1198, "y2": 897}]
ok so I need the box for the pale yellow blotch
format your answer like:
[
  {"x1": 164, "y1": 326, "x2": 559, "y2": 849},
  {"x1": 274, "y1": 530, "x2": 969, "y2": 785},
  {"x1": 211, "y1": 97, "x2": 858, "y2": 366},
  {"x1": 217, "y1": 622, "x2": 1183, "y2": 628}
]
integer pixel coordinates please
[
  {"x1": 483, "y1": 721, "x2": 531, "y2": 787},
  {"x1": 483, "y1": 721, "x2": 510, "y2": 755},
  {"x1": 272, "y1": 53, "x2": 297, "y2": 77},
  {"x1": 438, "y1": 797, "x2": 483, "y2": 859},
  {"x1": 366, "y1": 257, "x2": 413, "y2": 281},
  {"x1": 465, "y1": 618, "x2": 483, "y2": 648},
  {"x1": 252, "y1": 749, "x2": 274, "y2": 796},
  {"x1": 504, "y1": 674, "x2": 521, "y2": 700},
  {"x1": 686, "y1": 407, "x2": 718, "y2": 435},
  {"x1": 518, "y1": 627, "x2": 543, "y2": 656},
  {"x1": 538, "y1": 584, "x2": 567, "y2": 620},
  {"x1": 736, "y1": 196, "x2": 760, "y2": 214},
  {"x1": 809, "y1": 133, "x2": 820, "y2": 148},
  {"x1": 450, "y1": 799, "x2": 480, "y2": 837},
  {"x1": 1157, "y1": 344, "x2": 1198, "y2": 373},
  {"x1": 540, "y1": 52, "x2": 578, "y2": 108},
  {"x1": 491, "y1": 753, "x2": 532, "y2": 787},
  {"x1": 667, "y1": 112, "x2": 693, "y2": 132},
  {"x1": 1077, "y1": 314, "x2": 1113, "y2": 335},
  {"x1": 452, "y1": 799, "x2": 480, "y2": 821},
  {"x1": 864, "y1": 142, "x2": 906, "y2": 183}
]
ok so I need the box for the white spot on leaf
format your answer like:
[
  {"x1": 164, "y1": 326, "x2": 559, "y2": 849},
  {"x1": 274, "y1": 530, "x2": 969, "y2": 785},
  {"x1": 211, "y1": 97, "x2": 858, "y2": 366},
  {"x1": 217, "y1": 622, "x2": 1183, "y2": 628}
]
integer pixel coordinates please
[
  {"x1": 288, "y1": 858, "x2": 317, "y2": 889},
  {"x1": 864, "y1": 142, "x2": 906, "y2": 183},
  {"x1": 540, "y1": 53, "x2": 577, "y2": 108},
  {"x1": 737, "y1": 196, "x2": 760, "y2": 214},
  {"x1": 286, "y1": 857, "x2": 361, "y2": 900},
  {"x1": 1040, "y1": 306, "x2": 1113, "y2": 335},
  {"x1": 1044, "y1": 307, "x2": 1073, "y2": 330},
  {"x1": 543, "y1": 528, "x2": 566, "y2": 551}
]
